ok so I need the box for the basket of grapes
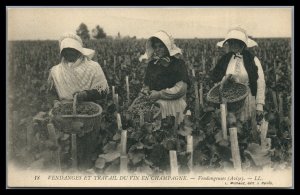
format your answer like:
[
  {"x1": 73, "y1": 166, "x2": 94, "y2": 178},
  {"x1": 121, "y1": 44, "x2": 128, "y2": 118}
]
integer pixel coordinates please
[
  {"x1": 49, "y1": 100, "x2": 103, "y2": 134},
  {"x1": 206, "y1": 81, "x2": 249, "y2": 113},
  {"x1": 127, "y1": 94, "x2": 161, "y2": 123}
]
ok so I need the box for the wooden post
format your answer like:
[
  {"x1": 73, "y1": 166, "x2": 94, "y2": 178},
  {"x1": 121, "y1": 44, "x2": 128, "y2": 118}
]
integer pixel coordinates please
[
  {"x1": 120, "y1": 155, "x2": 128, "y2": 174},
  {"x1": 112, "y1": 86, "x2": 115, "y2": 102},
  {"x1": 187, "y1": 135, "x2": 193, "y2": 172},
  {"x1": 169, "y1": 150, "x2": 178, "y2": 176},
  {"x1": 71, "y1": 133, "x2": 77, "y2": 169},
  {"x1": 192, "y1": 68, "x2": 200, "y2": 120},
  {"x1": 272, "y1": 91, "x2": 279, "y2": 112},
  {"x1": 115, "y1": 94, "x2": 119, "y2": 112},
  {"x1": 47, "y1": 123, "x2": 61, "y2": 172},
  {"x1": 73, "y1": 94, "x2": 77, "y2": 115},
  {"x1": 194, "y1": 82, "x2": 200, "y2": 119},
  {"x1": 202, "y1": 56, "x2": 206, "y2": 74},
  {"x1": 126, "y1": 76, "x2": 130, "y2": 104},
  {"x1": 191, "y1": 69, "x2": 195, "y2": 77},
  {"x1": 278, "y1": 93, "x2": 283, "y2": 119},
  {"x1": 139, "y1": 113, "x2": 144, "y2": 127},
  {"x1": 260, "y1": 120, "x2": 269, "y2": 149},
  {"x1": 113, "y1": 55, "x2": 116, "y2": 74},
  {"x1": 116, "y1": 113, "x2": 122, "y2": 130},
  {"x1": 120, "y1": 130, "x2": 127, "y2": 155},
  {"x1": 199, "y1": 82, "x2": 204, "y2": 108},
  {"x1": 220, "y1": 104, "x2": 228, "y2": 140},
  {"x1": 229, "y1": 127, "x2": 242, "y2": 171}
]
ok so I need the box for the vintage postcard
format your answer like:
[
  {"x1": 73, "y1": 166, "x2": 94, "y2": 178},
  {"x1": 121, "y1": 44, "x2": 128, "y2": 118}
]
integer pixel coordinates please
[{"x1": 6, "y1": 7, "x2": 293, "y2": 188}]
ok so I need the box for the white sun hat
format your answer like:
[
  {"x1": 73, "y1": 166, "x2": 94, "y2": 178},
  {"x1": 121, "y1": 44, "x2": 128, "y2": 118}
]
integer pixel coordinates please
[
  {"x1": 59, "y1": 32, "x2": 95, "y2": 59},
  {"x1": 139, "y1": 30, "x2": 182, "y2": 62},
  {"x1": 217, "y1": 27, "x2": 258, "y2": 48}
]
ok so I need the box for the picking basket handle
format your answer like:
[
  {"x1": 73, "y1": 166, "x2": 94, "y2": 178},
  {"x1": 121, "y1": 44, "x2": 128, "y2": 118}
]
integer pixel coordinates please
[{"x1": 73, "y1": 93, "x2": 78, "y2": 115}]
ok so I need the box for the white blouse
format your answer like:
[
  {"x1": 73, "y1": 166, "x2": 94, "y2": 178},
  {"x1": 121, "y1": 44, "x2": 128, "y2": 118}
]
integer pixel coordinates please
[{"x1": 225, "y1": 55, "x2": 266, "y2": 111}]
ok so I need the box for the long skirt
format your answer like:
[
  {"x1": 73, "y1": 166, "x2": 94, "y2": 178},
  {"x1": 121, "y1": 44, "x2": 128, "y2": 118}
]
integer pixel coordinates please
[{"x1": 237, "y1": 88, "x2": 256, "y2": 122}]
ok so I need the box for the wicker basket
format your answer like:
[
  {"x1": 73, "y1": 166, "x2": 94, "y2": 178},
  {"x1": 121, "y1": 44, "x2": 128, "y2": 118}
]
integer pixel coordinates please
[
  {"x1": 206, "y1": 82, "x2": 249, "y2": 113},
  {"x1": 127, "y1": 95, "x2": 161, "y2": 122},
  {"x1": 49, "y1": 102, "x2": 103, "y2": 134}
]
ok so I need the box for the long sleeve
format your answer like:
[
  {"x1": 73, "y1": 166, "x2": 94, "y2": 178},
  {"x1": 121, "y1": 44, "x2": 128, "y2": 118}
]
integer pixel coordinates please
[
  {"x1": 254, "y1": 57, "x2": 266, "y2": 111},
  {"x1": 46, "y1": 72, "x2": 60, "y2": 107},
  {"x1": 159, "y1": 81, "x2": 187, "y2": 100},
  {"x1": 84, "y1": 89, "x2": 107, "y2": 101},
  {"x1": 144, "y1": 63, "x2": 152, "y2": 87},
  {"x1": 85, "y1": 62, "x2": 109, "y2": 102}
]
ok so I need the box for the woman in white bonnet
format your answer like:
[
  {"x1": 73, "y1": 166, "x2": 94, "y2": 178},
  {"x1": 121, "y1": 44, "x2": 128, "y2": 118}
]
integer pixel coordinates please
[
  {"x1": 48, "y1": 32, "x2": 109, "y2": 104},
  {"x1": 211, "y1": 27, "x2": 266, "y2": 124},
  {"x1": 140, "y1": 30, "x2": 189, "y2": 127},
  {"x1": 47, "y1": 32, "x2": 109, "y2": 170}
]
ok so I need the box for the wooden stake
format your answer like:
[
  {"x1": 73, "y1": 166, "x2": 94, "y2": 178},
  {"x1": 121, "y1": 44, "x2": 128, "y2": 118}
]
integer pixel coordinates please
[
  {"x1": 220, "y1": 104, "x2": 228, "y2": 140},
  {"x1": 139, "y1": 113, "x2": 144, "y2": 127},
  {"x1": 278, "y1": 93, "x2": 283, "y2": 119},
  {"x1": 260, "y1": 120, "x2": 269, "y2": 149},
  {"x1": 113, "y1": 55, "x2": 116, "y2": 74},
  {"x1": 169, "y1": 150, "x2": 178, "y2": 176},
  {"x1": 116, "y1": 113, "x2": 122, "y2": 130},
  {"x1": 199, "y1": 82, "x2": 204, "y2": 107},
  {"x1": 272, "y1": 91, "x2": 279, "y2": 112},
  {"x1": 73, "y1": 94, "x2": 77, "y2": 115},
  {"x1": 194, "y1": 82, "x2": 200, "y2": 119},
  {"x1": 115, "y1": 94, "x2": 119, "y2": 112},
  {"x1": 71, "y1": 133, "x2": 77, "y2": 169},
  {"x1": 202, "y1": 56, "x2": 206, "y2": 74},
  {"x1": 47, "y1": 123, "x2": 61, "y2": 172},
  {"x1": 187, "y1": 135, "x2": 193, "y2": 171},
  {"x1": 112, "y1": 86, "x2": 115, "y2": 101},
  {"x1": 120, "y1": 155, "x2": 128, "y2": 174},
  {"x1": 187, "y1": 135, "x2": 193, "y2": 153},
  {"x1": 120, "y1": 130, "x2": 127, "y2": 156},
  {"x1": 229, "y1": 127, "x2": 242, "y2": 171},
  {"x1": 126, "y1": 76, "x2": 130, "y2": 103},
  {"x1": 191, "y1": 69, "x2": 195, "y2": 77}
]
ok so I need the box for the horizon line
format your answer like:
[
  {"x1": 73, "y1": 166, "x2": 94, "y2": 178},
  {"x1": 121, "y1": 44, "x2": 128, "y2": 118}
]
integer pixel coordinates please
[{"x1": 7, "y1": 36, "x2": 292, "y2": 41}]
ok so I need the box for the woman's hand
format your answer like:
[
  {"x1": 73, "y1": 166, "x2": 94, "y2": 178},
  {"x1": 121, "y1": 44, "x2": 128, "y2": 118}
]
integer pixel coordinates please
[
  {"x1": 256, "y1": 110, "x2": 264, "y2": 124},
  {"x1": 228, "y1": 74, "x2": 239, "y2": 83},
  {"x1": 53, "y1": 100, "x2": 61, "y2": 108},
  {"x1": 149, "y1": 90, "x2": 161, "y2": 101},
  {"x1": 140, "y1": 87, "x2": 150, "y2": 96},
  {"x1": 73, "y1": 91, "x2": 88, "y2": 102}
]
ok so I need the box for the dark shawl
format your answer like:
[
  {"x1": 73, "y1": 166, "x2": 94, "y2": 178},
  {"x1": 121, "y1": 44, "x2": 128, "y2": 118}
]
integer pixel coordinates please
[{"x1": 210, "y1": 50, "x2": 258, "y2": 96}]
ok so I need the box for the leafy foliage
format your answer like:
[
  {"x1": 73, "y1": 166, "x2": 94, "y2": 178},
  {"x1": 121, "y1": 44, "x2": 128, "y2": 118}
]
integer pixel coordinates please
[{"x1": 8, "y1": 38, "x2": 292, "y2": 174}]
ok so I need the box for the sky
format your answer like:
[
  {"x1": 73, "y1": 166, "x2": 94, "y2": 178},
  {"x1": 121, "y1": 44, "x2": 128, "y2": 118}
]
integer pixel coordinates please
[{"x1": 7, "y1": 7, "x2": 293, "y2": 40}]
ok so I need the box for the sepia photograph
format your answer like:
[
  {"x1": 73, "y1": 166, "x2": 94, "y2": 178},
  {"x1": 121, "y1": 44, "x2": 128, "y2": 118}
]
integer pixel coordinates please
[{"x1": 6, "y1": 7, "x2": 293, "y2": 188}]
